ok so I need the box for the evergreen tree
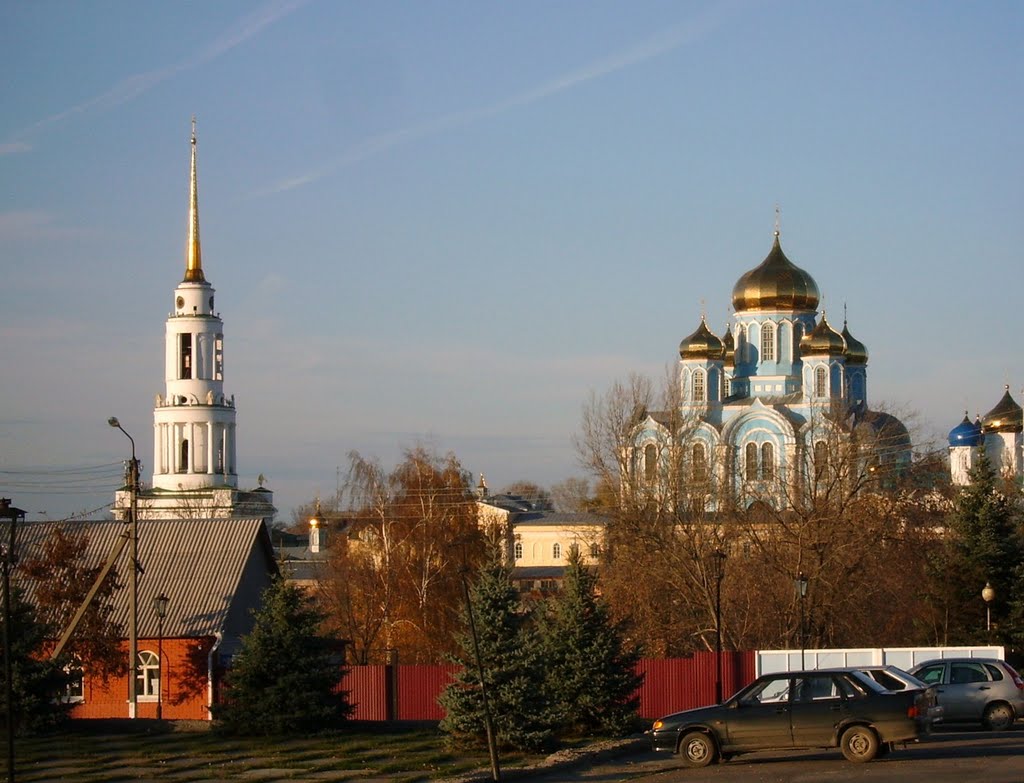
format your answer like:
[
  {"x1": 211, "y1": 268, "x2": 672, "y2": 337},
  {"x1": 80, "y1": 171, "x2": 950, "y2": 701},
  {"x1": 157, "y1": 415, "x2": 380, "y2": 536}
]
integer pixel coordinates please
[
  {"x1": 0, "y1": 587, "x2": 74, "y2": 734},
  {"x1": 942, "y1": 451, "x2": 1023, "y2": 645},
  {"x1": 439, "y1": 542, "x2": 554, "y2": 752},
  {"x1": 537, "y1": 548, "x2": 642, "y2": 736},
  {"x1": 214, "y1": 577, "x2": 351, "y2": 734}
]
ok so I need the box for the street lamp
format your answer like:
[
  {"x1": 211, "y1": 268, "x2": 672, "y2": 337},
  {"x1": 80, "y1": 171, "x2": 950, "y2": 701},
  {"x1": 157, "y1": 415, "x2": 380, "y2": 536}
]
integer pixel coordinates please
[
  {"x1": 109, "y1": 416, "x2": 140, "y2": 719},
  {"x1": 152, "y1": 593, "x2": 169, "y2": 720},
  {"x1": 1, "y1": 498, "x2": 26, "y2": 783},
  {"x1": 982, "y1": 582, "x2": 996, "y2": 633},
  {"x1": 711, "y1": 549, "x2": 727, "y2": 704},
  {"x1": 794, "y1": 572, "x2": 808, "y2": 669}
]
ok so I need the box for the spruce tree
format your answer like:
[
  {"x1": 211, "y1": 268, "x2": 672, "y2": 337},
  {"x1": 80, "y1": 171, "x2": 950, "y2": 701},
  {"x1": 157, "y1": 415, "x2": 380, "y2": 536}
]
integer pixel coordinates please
[
  {"x1": 537, "y1": 548, "x2": 642, "y2": 736},
  {"x1": 944, "y1": 451, "x2": 1023, "y2": 645},
  {"x1": 439, "y1": 542, "x2": 554, "y2": 752},
  {"x1": 214, "y1": 577, "x2": 351, "y2": 734}
]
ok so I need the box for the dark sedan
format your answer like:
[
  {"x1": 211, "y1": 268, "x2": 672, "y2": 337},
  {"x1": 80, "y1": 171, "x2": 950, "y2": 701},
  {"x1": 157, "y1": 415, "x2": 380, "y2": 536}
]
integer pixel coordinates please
[{"x1": 648, "y1": 669, "x2": 930, "y2": 767}]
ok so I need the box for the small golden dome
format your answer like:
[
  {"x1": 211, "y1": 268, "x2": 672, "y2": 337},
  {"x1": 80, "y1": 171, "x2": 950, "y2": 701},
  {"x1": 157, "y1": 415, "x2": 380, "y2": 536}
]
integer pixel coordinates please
[
  {"x1": 679, "y1": 317, "x2": 724, "y2": 360},
  {"x1": 981, "y1": 385, "x2": 1023, "y2": 433},
  {"x1": 841, "y1": 321, "x2": 868, "y2": 365},
  {"x1": 732, "y1": 233, "x2": 820, "y2": 312},
  {"x1": 722, "y1": 324, "x2": 735, "y2": 363},
  {"x1": 800, "y1": 314, "x2": 846, "y2": 356}
]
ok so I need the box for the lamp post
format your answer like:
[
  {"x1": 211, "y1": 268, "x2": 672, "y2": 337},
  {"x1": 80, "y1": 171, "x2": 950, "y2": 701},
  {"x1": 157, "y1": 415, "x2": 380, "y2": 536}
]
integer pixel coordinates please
[
  {"x1": 794, "y1": 572, "x2": 808, "y2": 669},
  {"x1": 109, "y1": 416, "x2": 140, "y2": 719},
  {"x1": 1, "y1": 498, "x2": 26, "y2": 783},
  {"x1": 982, "y1": 582, "x2": 995, "y2": 633},
  {"x1": 711, "y1": 549, "x2": 727, "y2": 704},
  {"x1": 153, "y1": 593, "x2": 169, "y2": 720}
]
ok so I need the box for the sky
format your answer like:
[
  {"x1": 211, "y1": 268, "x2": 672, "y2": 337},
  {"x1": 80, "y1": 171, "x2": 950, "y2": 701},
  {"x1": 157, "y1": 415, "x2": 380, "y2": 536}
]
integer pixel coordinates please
[{"x1": 2, "y1": 0, "x2": 1022, "y2": 523}]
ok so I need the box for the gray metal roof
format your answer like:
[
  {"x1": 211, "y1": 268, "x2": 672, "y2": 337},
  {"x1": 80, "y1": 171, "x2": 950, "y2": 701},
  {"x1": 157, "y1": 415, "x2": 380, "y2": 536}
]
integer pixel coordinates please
[
  {"x1": 511, "y1": 511, "x2": 608, "y2": 528},
  {"x1": 15, "y1": 518, "x2": 276, "y2": 640}
]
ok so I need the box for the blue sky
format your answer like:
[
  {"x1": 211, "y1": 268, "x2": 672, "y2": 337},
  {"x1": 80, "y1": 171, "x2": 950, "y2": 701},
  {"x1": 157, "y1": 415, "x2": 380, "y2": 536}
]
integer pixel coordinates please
[{"x1": 2, "y1": 0, "x2": 1022, "y2": 522}]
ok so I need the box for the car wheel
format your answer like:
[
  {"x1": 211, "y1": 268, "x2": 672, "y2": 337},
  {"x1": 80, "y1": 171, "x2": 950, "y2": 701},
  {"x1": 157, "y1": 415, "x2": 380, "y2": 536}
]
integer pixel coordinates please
[
  {"x1": 678, "y1": 731, "x2": 718, "y2": 768},
  {"x1": 983, "y1": 702, "x2": 1014, "y2": 731},
  {"x1": 840, "y1": 725, "x2": 879, "y2": 763}
]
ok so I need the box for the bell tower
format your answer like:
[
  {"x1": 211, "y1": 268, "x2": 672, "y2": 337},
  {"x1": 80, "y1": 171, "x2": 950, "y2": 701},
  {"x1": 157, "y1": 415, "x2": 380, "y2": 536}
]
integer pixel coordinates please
[{"x1": 152, "y1": 119, "x2": 237, "y2": 491}]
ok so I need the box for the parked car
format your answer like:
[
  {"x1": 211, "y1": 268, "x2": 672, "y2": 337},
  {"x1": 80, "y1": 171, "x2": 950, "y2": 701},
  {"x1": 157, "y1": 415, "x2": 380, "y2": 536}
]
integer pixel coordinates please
[
  {"x1": 847, "y1": 665, "x2": 944, "y2": 725},
  {"x1": 909, "y1": 658, "x2": 1024, "y2": 730},
  {"x1": 648, "y1": 669, "x2": 930, "y2": 767}
]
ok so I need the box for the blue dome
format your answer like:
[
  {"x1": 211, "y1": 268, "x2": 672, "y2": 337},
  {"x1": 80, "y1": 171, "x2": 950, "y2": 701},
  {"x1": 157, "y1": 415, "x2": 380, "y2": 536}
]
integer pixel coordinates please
[{"x1": 948, "y1": 414, "x2": 982, "y2": 447}]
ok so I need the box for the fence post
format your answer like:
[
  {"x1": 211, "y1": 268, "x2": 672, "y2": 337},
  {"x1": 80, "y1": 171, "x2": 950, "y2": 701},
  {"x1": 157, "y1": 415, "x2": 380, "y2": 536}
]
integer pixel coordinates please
[{"x1": 386, "y1": 649, "x2": 399, "y2": 721}]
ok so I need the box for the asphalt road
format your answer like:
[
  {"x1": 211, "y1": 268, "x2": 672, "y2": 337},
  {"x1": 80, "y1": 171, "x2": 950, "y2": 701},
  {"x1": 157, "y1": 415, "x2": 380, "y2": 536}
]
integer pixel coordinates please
[{"x1": 526, "y1": 728, "x2": 1024, "y2": 783}]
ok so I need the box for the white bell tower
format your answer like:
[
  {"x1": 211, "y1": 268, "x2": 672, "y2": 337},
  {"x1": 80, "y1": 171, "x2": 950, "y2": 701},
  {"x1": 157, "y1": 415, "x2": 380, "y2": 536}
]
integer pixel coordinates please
[
  {"x1": 114, "y1": 120, "x2": 274, "y2": 523},
  {"x1": 152, "y1": 119, "x2": 238, "y2": 492}
]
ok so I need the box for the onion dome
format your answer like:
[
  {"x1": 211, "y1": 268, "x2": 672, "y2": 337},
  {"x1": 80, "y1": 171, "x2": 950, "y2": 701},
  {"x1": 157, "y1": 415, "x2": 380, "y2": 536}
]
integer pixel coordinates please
[
  {"x1": 722, "y1": 324, "x2": 735, "y2": 363},
  {"x1": 948, "y1": 413, "x2": 983, "y2": 447},
  {"x1": 732, "y1": 232, "x2": 820, "y2": 312},
  {"x1": 981, "y1": 386, "x2": 1023, "y2": 433},
  {"x1": 799, "y1": 314, "x2": 846, "y2": 356},
  {"x1": 841, "y1": 320, "x2": 868, "y2": 365},
  {"x1": 679, "y1": 317, "x2": 725, "y2": 360}
]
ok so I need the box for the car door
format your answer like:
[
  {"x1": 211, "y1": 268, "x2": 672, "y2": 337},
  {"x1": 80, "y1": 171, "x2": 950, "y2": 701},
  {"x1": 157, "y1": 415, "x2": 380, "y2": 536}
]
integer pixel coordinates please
[
  {"x1": 724, "y1": 675, "x2": 795, "y2": 751},
  {"x1": 789, "y1": 674, "x2": 847, "y2": 748},
  {"x1": 944, "y1": 662, "x2": 994, "y2": 720}
]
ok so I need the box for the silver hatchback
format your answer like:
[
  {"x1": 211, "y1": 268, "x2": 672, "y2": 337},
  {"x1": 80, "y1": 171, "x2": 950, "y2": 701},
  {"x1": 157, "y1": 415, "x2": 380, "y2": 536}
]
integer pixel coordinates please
[{"x1": 909, "y1": 658, "x2": 1024, "y2": 730}]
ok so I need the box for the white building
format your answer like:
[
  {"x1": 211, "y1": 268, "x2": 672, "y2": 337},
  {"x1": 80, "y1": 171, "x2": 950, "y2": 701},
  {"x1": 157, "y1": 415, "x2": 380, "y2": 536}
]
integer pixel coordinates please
[
  {"x1": 114, "y1": 122, "x2": 275, "y2": 523},
  {"x1": 948, "y1": 385, "x2": 1023, "y2": 486}
]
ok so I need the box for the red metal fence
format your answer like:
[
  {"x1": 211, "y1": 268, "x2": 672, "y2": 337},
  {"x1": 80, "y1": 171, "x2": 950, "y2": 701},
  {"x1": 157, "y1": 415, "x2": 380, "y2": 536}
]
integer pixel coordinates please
[{"x1": 340, "y1": 651, "x2": 756, "y2": 721}]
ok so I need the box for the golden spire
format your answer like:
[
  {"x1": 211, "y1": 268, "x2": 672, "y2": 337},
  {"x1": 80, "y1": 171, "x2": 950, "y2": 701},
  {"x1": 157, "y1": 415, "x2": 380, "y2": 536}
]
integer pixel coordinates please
[{"x1": 184, "y1": 116, "x2": 205, "y2": 283}]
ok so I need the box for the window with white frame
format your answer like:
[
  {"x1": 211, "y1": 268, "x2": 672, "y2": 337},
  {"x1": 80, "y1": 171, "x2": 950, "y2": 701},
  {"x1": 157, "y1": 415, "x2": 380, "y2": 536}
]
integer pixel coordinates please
[
  {"x1": 692, "y1": 443, "x2": 708, "y2": 483},
  {"x1": 589, "y1": 543, "x2": 600, "y2": 558},
  {"x1": 692, "y1": 369, "x2": 706, "y2": 402},
  {"x1": 64, "y1": 659, "x2": 84, "y2": 703},
  {"x1": 552, "y1": 542, "x2": 561, "y2": 560},
  {"x1": 137, "y1": 650, "x2": 160, "y2": 699},
  {"x1": 514, "y1": 541, "x2": 523, "y2": 560},
  {"x1": 745, "y1": 442, "x2": 759, "y2": 481},
  {"x1": 761, "y1": 442, "x2": 775, "y2": 480},
  {"x1": 814, "y1": 440, "x2": 827, "y2": 479},
  {"x1": 814, "y1": 366, "x2": 827, "y2": 398},
  {"x1": 644, "y1": 443, "x2": 657, "y2": 482},
  {"x1": 761, "y1": 323, "x2": 775, "y2": 361}
]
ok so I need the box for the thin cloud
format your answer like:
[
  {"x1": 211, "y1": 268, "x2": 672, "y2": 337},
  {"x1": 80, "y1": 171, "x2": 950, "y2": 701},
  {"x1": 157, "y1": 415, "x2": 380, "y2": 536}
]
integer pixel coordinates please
[
  {"x1": 258, "y1": 2, "x2": 737, "y2": 196},
  {"x1": 6, "y1": 0, "x2": 309, "y2": 142},
  {"x1": 0, "y1": 142, "x2": 31, "y2": 156}
]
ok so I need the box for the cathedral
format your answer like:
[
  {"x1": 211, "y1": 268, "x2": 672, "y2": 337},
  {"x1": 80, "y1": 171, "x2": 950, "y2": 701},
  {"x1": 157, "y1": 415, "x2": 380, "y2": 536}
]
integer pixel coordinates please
[
  {"x1": 113, "y1": 122, "x2": 275, "y2": 523},
  {"x1": 948, "y1": 386, "x2": 1023, "y2": 486},
  {"x1": 630, "y1": 229, "x2": 911, "y2": 511}
]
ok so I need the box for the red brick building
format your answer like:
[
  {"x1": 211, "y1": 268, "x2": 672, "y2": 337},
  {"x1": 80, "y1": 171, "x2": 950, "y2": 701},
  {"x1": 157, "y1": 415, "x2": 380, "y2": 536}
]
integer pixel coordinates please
[{"x1": 18, "y1": 517, "x2": 277, "y2": 720}]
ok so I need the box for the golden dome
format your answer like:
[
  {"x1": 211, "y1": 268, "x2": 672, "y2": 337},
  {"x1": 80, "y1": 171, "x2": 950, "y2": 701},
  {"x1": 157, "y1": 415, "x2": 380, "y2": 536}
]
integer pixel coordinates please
[
  {"x1": 981, "y1": 386, "x2": 1023, "y2": 433},
  {"x1": 732, "y1": 233, "x2": 820, "y2": 312},
  {"x1": 841, "y1": 321, "x2": 868, "y2": 364},
  {"x1": 722, "y1": 324, "x2": 735, "y2": 363},
  {"x1": 679, "y1": 317, "x2": 724, "y2": 360},
  {"x1": 800, "y1": 314, "x2": 846, "y2": 356}
]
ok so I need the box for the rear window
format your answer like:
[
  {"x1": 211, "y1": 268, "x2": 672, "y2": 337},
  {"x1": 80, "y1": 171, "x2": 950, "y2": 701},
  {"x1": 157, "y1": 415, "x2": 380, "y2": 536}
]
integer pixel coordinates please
[
  {"x1": 870, "y1": 670, "x2": 906, "y2": 691},
  {"x1": 984, "y1": 663, "x2": 1004, "y2": 681}
]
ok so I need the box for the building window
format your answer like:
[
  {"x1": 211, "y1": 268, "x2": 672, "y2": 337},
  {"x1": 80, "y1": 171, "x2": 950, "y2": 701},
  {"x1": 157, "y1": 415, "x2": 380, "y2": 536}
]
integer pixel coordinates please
[
  {"x1": 214, "y1": 334, "x2": 224, "y2": 380},
  {"x1": 64, "y1": 660, "x2": 84, "y2": 703},
  {"x1": 589, "y1": 543, "x2": 601, "y2": 558},
  {"x1": 814, "y1": 440, "x2": 827, "y2": 478},
  {"x1": 814, "y1": 366, "x2": 827, "y2": 398},
  {"x1": 514, "y1": 541, "x2": 523, "y2": 560},
  {"x1": 761, "y1": 323, "x2": 775, "y2": 361},
  {"x1": 761, "y1": 442, "x2": 775, "y2": 480},
  {"x1": 179, "y1": 333, "x2": 192, "y2": 379},
  {"x1": 737, "y1": 325, "x2": 747, "y2": 362},
  {"x1": 644, "y1": 443, "x2": 657, "y2": 482},
  {"x1": 692, "y1": 369, "x2": 706, "y2": 402},
  {"x1": 179, "y1": 439, "x2": 189, "y2": 474},
  {"x1": 569, "y1": 543, "x2": 580, "y2": 559},
  {"x1": 137, "y1": 650, "x2": 160, "y2": 699},
  {"x1": 692, "y1": 443, "x2": 708, "y2": 483},
  {"x1": 745, "y1": 442, "x2": 759, "y2": 481},
  {"x1": 552, "y1": 543, "x2": 561, "y2": 560}
]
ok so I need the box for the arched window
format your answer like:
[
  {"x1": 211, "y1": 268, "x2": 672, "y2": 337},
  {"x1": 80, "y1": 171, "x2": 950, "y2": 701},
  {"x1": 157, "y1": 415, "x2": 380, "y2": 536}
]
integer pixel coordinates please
[
  {"x1": 692, "y1": 369, "x2": 706, "y2": 402},
  {"x1": 589, "y1": 543, "x2": 601, "y2": 558},
  {"x1": 692, "y1": 443, "x2": 708, "y2": 482},
  {"x1": 179, "y1": 439, "x2": 189, "y2": 473},
  {"x1": 761, "y1": 323, "x2": 775, "y2": 361},
  {"x1": 644, "y1": 443, "x2": 657, "y2": 482},
  {"x1": 569, "y1": 543, "x2": 580, "y2": 559},
  {"x1": 761, "y1": 443, "x2": 775, "y2": 480},
  {"x1": 137, "y1": 650, "x2": 160, "y2": 698},
  {"x1": 737, "y1": 325, "x2": 747, "y2": 362},
  {"x1": 814, "y1": 366, "x2": 827, "y2": 398},
  {"x1": 745, "y1": 442, "x2": 759, "y2": 481},
  {"x1": 552, "y1": 542, "x2": 561, "y2": 560},
  {"x1": 514, "y1": 541, "x2": 523, "y2": 560},
  {"x1": 814, "y1": 441, "x2": 827, "y2": 478}
]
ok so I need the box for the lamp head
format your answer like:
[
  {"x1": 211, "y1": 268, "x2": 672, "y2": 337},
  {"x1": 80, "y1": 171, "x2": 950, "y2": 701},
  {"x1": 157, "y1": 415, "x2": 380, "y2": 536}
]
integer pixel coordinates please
[
  {"x1": 108, "y1": 417, "x2": 120, "y2": 428},
  {"x1": 153, "y1": 592, "x2": 170, "y2": 618}
]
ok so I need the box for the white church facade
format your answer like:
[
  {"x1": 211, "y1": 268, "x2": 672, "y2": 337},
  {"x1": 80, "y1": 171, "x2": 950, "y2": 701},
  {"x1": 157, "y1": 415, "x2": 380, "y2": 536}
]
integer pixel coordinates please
[
  {"x1": 948, "y1": 386, "x2": 1023, "y2": 487},
  {"x1": 113, "y1": 122, "x2": 275, "y2": 523},
  {"x1": 629, "y1": 229, "x2": 911, "y2": 512}
]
